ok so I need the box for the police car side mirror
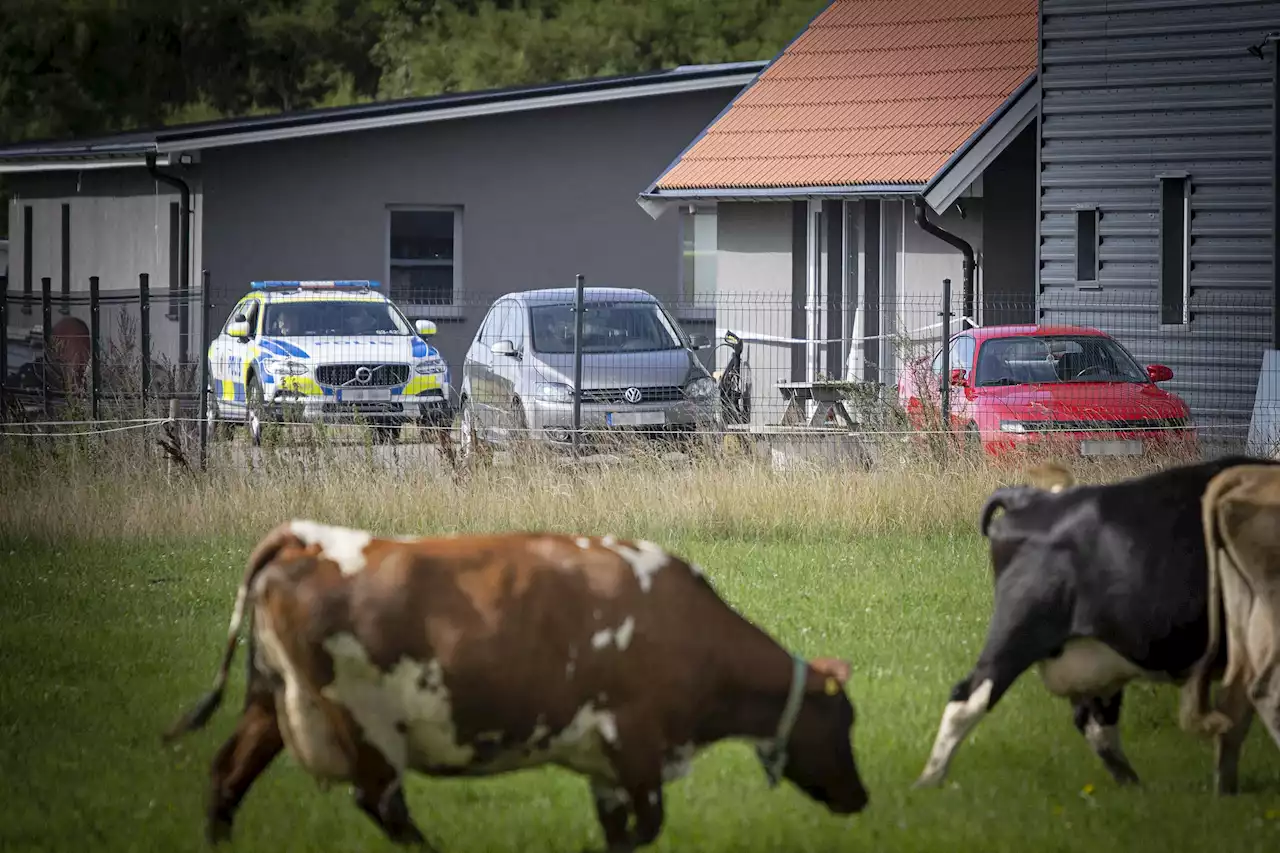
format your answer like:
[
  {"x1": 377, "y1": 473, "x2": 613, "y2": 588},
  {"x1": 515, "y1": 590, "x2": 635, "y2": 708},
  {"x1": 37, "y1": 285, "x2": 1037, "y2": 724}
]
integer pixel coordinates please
[
  {"x1": 227, "y1": 320, "x2": 250, "y2": 340},
  {"x1": 415, "y1": 319, "x2": 437, "y2": 337},
  {"x1": 490, "y1": 340, "x2": 517, "y2": 358},
  {"x1": 689, "y1": 333, "x2": 710, "y2": 350}
]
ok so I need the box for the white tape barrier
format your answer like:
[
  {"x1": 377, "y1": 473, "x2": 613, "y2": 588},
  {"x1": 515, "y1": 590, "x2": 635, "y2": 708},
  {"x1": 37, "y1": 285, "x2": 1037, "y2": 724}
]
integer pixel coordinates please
[{"x1": 714, "y1": 316, "x2": 979, "y2": 347}]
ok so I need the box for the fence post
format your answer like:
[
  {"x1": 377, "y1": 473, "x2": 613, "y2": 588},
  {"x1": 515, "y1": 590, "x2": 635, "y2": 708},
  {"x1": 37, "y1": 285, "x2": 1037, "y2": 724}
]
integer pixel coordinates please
[
  {"x1": 139, "y1": 273, "x2": 151, "y2": 416},
  {"x1": 90, "y1": 276, "x2": 101, "y2": 422},
  {"x1": 197, "y1": 269, "x2": 211, "y2": 471},
  {"x1": 572, "y1": 273, "x2": 585, "y2": 453},
  {"x1": 41, "y1": 276, "x2": 52, "y2": 415},
  {"x1": 0, "y1": 288, "x2": 8, "y2": 427},
  {"x1": 939, "y1": 278, "x2": 952, "y2": 442}
]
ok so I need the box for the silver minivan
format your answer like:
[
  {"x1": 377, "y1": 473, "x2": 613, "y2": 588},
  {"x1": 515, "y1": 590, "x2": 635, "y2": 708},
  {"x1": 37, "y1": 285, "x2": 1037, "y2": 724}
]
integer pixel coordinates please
[{"x1": 458, "y1": 286, "x2": 717, "y2": 450}]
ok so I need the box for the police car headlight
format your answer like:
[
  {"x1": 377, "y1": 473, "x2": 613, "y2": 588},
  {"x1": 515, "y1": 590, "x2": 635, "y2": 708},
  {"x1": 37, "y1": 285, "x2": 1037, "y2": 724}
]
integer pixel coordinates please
[
  {"x1": 413, "y1": 359, "x2": 447, "y2": 376},
  {"x1": 264, "y1": 357, "x2": 308, "y2": 377}
]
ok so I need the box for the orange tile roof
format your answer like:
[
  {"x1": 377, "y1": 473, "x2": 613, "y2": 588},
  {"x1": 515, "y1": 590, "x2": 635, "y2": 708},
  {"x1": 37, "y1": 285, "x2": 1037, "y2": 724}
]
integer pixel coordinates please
[{"x1": 651, "y1": 0, "x2": 1037, "y2": 192}]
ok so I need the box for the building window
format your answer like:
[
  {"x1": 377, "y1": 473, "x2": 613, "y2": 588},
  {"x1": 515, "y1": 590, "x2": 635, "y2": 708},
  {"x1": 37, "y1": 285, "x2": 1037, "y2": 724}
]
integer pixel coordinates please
[
  {"x1": 680, "y1": 204, "x2": 717, "y2": 305},
  {"x1": 1074, "y1": 207, "x2": 1098, "y2": 285},
  {"x1": 1159, "y1": 175, "x2": 1191, "y2": 326},
  {"x1": 388, "y1": 206, "x2": 461, "y2": 314}
]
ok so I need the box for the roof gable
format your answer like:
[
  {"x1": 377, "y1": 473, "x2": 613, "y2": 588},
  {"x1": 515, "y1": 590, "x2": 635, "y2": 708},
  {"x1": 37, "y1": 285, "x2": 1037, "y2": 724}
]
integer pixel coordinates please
[
  {"x1": 0, "y1": 62, "x2": 766, "y2": 171},
  {"x1": 646, "y1": 0, "x2": 1038, "y2": 195}
]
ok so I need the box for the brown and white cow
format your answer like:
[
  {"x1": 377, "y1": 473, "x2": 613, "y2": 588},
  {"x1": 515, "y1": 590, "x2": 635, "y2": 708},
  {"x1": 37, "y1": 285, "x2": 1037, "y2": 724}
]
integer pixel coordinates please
[
  {"x1": 162, "y1": 521, "x2": 869, "y2": 850},
  {"x1": 1179, "y1": 463, "x2": 1280, "y2": 791}
]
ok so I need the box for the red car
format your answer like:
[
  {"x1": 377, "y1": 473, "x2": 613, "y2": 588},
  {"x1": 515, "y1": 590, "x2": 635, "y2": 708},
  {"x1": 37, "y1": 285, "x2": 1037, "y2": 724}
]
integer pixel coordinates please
[{"x1": 897, "y1": 324, "x2": 1198, "y2": 459}]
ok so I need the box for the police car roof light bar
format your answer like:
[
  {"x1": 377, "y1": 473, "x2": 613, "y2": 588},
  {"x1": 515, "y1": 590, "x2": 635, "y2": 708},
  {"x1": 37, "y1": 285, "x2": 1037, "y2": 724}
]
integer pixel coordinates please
[{"x1": 250, "y1": 279, "x2": 380, "y2": 291}]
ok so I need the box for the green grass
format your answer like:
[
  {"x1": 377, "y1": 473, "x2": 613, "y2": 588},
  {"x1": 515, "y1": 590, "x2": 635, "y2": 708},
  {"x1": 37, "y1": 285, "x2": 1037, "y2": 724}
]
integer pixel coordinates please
[{"x1": 1, "y1": 532, "x2": 1278, "y2": 853}]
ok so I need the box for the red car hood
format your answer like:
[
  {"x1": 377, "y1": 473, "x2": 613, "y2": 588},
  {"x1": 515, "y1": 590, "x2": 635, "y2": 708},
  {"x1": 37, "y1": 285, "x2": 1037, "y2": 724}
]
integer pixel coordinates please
[{"x1": 977, "y1": 381, "x2": 1188, "y2": 422}]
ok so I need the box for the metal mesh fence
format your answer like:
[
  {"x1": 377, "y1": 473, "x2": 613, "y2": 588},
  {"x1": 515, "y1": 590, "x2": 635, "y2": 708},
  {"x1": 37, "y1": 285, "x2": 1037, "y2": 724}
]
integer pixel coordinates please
[{"x1": 3, "y1": 276, "x2": 1277, "y2": 465}]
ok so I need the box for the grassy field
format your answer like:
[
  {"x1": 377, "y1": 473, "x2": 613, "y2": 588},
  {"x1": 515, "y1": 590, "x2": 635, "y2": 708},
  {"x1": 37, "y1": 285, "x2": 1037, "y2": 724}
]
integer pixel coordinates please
[{"x1": 1, "y1": 442, "x2": 1278, "y2": 852}]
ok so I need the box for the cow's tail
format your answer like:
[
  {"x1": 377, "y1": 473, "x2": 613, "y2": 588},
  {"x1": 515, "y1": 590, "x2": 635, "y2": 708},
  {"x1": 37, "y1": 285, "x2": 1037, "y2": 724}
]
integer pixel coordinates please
[
  {"x1": 161, "y1": 522, "x2": 299, "y2": 745},
  {"x1": 979, "y1": 486, "x2": 1039, "y2": 538},
  {"x1": 1178, "y1": 469, "x2": 1238, "y2": 738},
  {"x1": 979, "y1": 466, "x2": 1076, "y2": 538}
]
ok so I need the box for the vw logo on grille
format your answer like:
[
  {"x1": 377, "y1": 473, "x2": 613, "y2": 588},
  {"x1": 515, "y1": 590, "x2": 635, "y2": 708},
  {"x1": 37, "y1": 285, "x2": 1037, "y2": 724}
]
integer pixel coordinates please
[
  {"x1": 354, "y1": 366, "x2": 373, "y2": 384},
  {"x1": 623, "y1": 386, "x2": 642, "y2": 404}
]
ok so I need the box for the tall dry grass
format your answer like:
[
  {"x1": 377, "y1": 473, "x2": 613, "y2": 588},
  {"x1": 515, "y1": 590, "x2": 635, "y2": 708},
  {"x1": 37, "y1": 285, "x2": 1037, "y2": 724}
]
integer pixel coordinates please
[{"x1": 0, "y1": 426, "x2": 1187, "y2": 546}]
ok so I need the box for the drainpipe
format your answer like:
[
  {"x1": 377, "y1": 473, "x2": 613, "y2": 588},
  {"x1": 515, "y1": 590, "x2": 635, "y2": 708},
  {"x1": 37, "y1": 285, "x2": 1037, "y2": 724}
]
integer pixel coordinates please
[
  {"x1": 146, "y1": 152, "x2": 192, "y2": 371},
  {"x1": 913, "y1": 195, "x2": 975, "y2": 329}
]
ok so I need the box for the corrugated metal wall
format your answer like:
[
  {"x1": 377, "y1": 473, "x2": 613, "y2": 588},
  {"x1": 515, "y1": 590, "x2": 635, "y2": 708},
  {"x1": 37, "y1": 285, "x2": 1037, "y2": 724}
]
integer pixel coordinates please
[{"x1": 1038, "y1": 0, "x2": 1280, "y2": 446}]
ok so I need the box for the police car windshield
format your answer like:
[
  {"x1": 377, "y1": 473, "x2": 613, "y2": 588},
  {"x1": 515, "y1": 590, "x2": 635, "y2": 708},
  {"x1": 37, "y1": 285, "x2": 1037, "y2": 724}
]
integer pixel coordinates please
[
  {"x1": 529, "y1": 301, "x2": 682, "y2": 353},
  {"x1": 263, "y1": 301, "x2": 412, "y2": 337}
]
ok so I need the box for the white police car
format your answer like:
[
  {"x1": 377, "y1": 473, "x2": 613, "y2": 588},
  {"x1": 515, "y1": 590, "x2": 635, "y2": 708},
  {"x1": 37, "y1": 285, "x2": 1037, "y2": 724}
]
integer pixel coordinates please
[{"x1": 205, "y1": 280, "x2": 452, "y2": 442}]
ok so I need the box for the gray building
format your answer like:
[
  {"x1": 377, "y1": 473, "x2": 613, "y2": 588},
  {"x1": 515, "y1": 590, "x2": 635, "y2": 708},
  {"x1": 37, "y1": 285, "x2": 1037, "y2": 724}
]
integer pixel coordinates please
[
  {"x1": 0, "y1": 62, "x2": 764, "y2": 393},
  {"x1": 638, "y1": 0, "x2": 1040, "y2": 426},
  {"x1": 1038, "y1": 0, "x2": 1280, "y2": 447}
]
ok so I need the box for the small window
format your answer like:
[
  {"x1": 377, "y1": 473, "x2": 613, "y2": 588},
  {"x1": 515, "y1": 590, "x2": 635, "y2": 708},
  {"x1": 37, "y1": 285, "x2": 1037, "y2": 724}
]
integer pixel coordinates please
[
  {"x1": 1159, "y1": 176, "x2": 1191, "y2": 326},
  {"x1": 389, "y1": 207, "x2": 460, "y2": 307},
  {"x1": 1075, "y1": 208, "x2": 1098, "y2": 284},
  {"x1": 680, "y1": 204, "x2": 717, "y2": 302}
]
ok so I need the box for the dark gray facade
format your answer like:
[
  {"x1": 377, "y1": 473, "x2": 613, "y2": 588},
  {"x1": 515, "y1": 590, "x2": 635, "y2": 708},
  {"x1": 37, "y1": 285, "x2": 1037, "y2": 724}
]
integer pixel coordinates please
[
  {"x1": 2, "y1": 64, "x2": 762, "y2": 388},
  {"x1": 1038, "y1": 0, "x2": 1280, "y2": 444}
]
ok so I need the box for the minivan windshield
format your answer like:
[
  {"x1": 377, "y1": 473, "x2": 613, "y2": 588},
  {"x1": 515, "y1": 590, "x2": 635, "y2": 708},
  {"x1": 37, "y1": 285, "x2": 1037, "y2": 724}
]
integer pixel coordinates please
[
  {"x1": 974, "y1": 334, "x2": 1149, "y2": 386},
  {"x1": 528, "y1": 301, "x2": 683, "y2": 353},
  {"x1": 262, "y1": 300, "x2": 413, "y2": 337}
]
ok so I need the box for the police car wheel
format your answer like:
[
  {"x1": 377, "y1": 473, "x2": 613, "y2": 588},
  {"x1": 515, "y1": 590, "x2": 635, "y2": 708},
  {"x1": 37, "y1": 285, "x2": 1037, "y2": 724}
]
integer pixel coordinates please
[{"x1": 246, "y1": 375, "x2": 268, "y2": 447}]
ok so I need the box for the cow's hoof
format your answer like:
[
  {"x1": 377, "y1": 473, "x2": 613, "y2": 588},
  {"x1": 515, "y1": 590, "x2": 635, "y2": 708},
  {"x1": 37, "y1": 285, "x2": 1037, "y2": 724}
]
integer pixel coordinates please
[
  {"x1": 205, "y1": 817, "x2": 232, "y2": 846},
  {"x1": 911, "y1": 770, "x2": 945, "y2": 790},
  {"x1": 388, "y1": 824, "x2": 429, "y2": 847}
]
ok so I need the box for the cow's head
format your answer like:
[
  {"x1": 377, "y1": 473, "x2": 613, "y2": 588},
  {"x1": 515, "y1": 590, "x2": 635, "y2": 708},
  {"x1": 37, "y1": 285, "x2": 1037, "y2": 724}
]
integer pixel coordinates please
[{"x1": 761, "y1": 655, "x2": 869, "y2": 815}]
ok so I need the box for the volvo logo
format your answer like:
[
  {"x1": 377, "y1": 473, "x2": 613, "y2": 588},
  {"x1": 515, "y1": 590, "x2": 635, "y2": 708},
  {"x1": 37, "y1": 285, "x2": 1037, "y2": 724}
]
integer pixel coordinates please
[
  {"x1": 623, "y1": 387, "x2": 642, "y2": 404},
  {"x1": 354, "y1": 366, "x2": 373, "y2": 384}
]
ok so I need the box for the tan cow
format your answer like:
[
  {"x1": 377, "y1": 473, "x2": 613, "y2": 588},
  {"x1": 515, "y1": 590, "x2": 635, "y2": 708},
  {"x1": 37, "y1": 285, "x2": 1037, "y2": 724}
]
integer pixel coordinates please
[
  {"x1": 1179, "y1": 463, "x2": 1280, "y2": 793},
  {"x1": 162, "y1": 522, "x2": 869, "y2": 849}
]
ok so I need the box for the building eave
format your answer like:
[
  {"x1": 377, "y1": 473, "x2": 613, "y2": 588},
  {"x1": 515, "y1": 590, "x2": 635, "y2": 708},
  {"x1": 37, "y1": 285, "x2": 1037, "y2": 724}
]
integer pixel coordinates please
[
  {"x1": 637, "y1": 183, "x2": 926, "y2": 218},
  {"x1": 0, "y1": 62, "x2": 768, "y2": 170},
  {"x1": 0, "y1": 148, "x2": 167, "y2": 175},
  {"x1": 921, "y1": 73, "x2": 1039, "y2": 215}
]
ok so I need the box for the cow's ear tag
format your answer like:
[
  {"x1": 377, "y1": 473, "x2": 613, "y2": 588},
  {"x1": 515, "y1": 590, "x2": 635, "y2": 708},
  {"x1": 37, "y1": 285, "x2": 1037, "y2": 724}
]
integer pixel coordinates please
[{"x1": 824, "y1": 676, "x2": 840, "y2": 696}]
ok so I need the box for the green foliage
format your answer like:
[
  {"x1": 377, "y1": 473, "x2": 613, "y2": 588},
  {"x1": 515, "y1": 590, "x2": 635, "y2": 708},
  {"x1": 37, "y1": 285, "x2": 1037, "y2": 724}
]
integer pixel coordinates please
[{"x1": 0, "y1": 0, "x2": 826, "y2": 236}]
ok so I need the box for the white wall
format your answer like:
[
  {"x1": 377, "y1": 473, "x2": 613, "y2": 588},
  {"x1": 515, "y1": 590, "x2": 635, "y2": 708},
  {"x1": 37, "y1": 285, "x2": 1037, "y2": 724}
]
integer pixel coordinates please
[{"x1": 713, "y1": 201, "x2": 794, "y2": 426}]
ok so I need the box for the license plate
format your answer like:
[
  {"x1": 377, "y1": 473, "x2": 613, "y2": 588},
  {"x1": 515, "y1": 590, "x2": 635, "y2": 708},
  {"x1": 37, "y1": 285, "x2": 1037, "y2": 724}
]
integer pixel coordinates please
[
  {"x1": 1080, "y1": 439, "x2": 1143, "y2": 457},
  {"x1": 607, "y1": 411, "x2": 666, "y2": 427},
  {"x1": 340, "y1": 388, "x2": 391, "y2": 402}
]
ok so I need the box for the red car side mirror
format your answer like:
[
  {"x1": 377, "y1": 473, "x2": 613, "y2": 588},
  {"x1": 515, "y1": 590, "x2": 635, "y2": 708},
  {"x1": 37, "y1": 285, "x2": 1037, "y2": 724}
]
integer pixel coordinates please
[
  {"x1": 1146, "y1": 364, "x2": 1174, "y2": 383},
  {"x1": 950, "y1": 368, "x2": 967, "y2": 387}
]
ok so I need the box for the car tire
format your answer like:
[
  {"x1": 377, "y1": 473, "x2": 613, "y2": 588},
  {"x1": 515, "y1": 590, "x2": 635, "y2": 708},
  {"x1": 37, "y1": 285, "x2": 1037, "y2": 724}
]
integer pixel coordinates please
[
  {"x1": 245, "y1": 374, "x2": 272, "y2": 448},
  {"x1": 205, "y1": 385, "x2": 234, "y2": 442},
  {"x1": 458, "y1": 396, "x2": 485, "y2": 459}
]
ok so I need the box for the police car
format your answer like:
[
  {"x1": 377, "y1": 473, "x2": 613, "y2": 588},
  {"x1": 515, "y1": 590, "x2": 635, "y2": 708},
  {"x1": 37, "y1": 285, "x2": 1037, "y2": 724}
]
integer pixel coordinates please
[{"x1": 206, "y1": 279, "x2": 452, "y2": 441}]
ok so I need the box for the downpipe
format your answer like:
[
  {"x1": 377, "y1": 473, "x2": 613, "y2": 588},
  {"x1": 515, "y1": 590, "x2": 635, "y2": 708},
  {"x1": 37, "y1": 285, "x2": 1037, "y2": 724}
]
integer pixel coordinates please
[
  {"x1": 913, "y1": 195, "x2": 975, "y2": 328},
  {"x1": 146, "y1": 152, "x2": 192, "y2": 369}
]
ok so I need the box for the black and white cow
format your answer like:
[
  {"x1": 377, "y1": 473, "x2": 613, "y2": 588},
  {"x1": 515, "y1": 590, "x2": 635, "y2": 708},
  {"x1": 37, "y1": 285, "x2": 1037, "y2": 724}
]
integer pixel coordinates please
[{"x1": 913, "y1": 454, "x2": 1280, "y2": 794}]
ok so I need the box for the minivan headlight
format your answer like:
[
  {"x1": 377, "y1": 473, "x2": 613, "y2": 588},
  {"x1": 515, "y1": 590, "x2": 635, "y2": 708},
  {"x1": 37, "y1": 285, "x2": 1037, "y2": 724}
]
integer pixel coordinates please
[
  {"x1": 685, "y1": 376, "x2": 716, "y2": 400},
  {"x1": 536, "y1": 382, "x2": 575, "y2": 403},
  {"x1": 263, "y1": 357, "x2": 308, "y2": 377}
]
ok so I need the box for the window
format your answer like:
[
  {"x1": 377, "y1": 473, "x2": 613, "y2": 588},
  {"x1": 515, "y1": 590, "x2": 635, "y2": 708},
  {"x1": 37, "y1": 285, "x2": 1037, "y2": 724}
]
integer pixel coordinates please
[
  {"x1": 225, "y1": 299, "x2": 259, "y2": 336},
  {"x1": 529, "y1": 301, "x2": 682, "y2": 354},
  {"x1": 1159, "y1": 175, "x2": 1191, "y2": 326},
  {"x1": 1075, "y1": 207, "x2": 1099, "y2": 284},
  {"x1": 931, "y1": 335, "x2": 975, "y2": 377},
  {"x1": 680, "y1": 204, "x2": 717, "y2": 304},
  {"x1": 388, "y1": 207, "x2": 461, "y2": 314},
  {"x1": 973, "y1": 335, "x2": 1147, "y2": 387}
]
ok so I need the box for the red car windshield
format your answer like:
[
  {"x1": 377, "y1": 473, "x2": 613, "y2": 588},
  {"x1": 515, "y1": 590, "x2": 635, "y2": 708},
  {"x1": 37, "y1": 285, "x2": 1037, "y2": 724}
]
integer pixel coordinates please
[{"x1": 973, "y1": 335, "x2": 1149, "y2": 387}]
